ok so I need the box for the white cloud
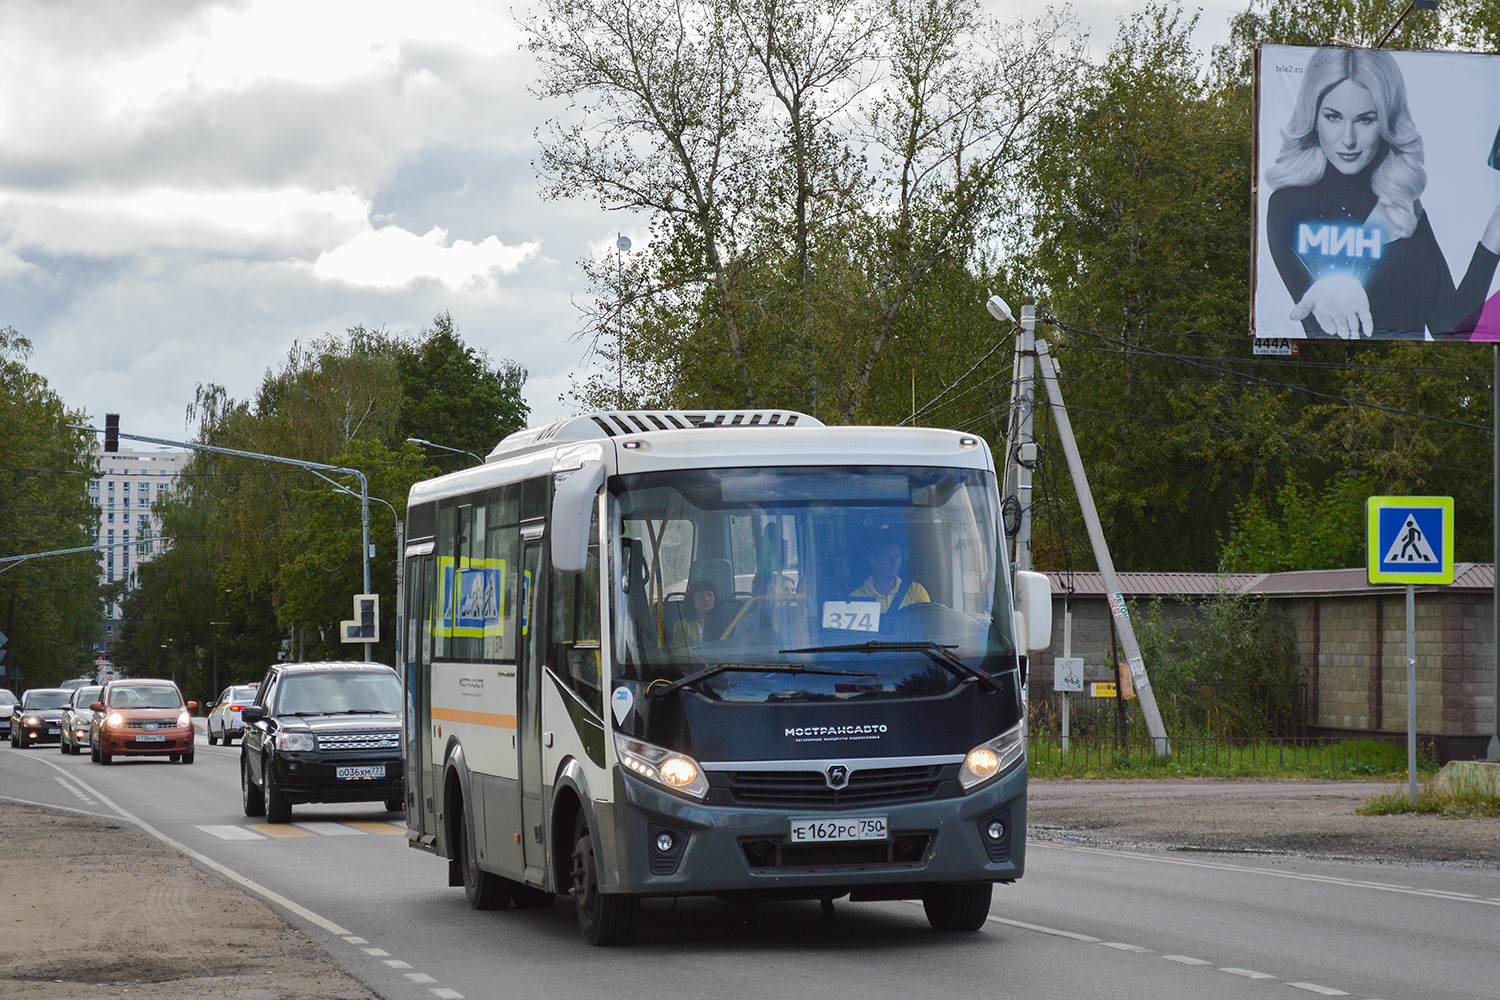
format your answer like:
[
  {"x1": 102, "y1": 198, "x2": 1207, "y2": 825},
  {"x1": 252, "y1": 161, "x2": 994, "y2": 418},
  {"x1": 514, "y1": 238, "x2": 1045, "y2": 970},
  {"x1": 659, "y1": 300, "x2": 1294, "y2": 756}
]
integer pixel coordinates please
[{"x1": 313, "y1": 226, "x2": 540, "y2": 290}]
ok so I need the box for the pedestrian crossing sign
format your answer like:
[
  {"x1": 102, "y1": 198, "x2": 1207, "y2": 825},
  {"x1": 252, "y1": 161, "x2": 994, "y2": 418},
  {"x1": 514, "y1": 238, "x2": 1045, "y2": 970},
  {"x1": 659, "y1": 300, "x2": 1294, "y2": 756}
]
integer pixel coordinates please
[{"x1": 1366, "y1": 496, "x2": 1454, "y2": 585}]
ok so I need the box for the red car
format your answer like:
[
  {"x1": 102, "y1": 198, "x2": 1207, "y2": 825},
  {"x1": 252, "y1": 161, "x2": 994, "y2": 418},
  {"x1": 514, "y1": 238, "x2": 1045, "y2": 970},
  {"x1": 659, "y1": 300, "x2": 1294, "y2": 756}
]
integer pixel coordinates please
[{"x1": 90, "y1": 679, "x2": 198, "y2": 765}]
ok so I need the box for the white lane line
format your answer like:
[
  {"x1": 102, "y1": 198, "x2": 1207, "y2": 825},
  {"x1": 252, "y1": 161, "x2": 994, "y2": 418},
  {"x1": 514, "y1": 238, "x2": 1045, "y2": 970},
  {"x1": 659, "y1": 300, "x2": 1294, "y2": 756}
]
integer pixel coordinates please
[
  {"x1": 1286, "y1": 984, "x2": 1349, "y2": 996},
  {"x1": 1162, "y1": 955, "x2": 1210, "y2": 966},
  {"x1": 986, "y1": 916, "x2": 1099, "y2": 942},
  {"x1": 430, "y1": 990, "x2": 464, "y2": 999},
  {"x1": 342, "y1": 936, "x2": 368, "y2": 944},
  {"x1": 383, "y1": 960, "x2": 413, "y2": 969},
  {"x1": 54, "y1": 776, "x2": 96, "y2": 805},
  {"x1": 1100, "y1": 942, "x2": 1149, "y2": 953},
  {"x1": 362, "y1": 947, "x2": 390, "y2": 957},
  {"x1": 1035, "y1": 842, "x2": 1500, "y2": 908},
  {"x1": 197, "y1": 825, "x2": 266, "y2": 841},
  {"x1": 1220, "y1": 968, "x2": 1276, "y2": 980},
  {"x1": 294, "y1": 821, "x2": 365, "y2": 836},
  {"x1": 406, "y1": 973, "x2": 437, "y2": 984},
  {"x1": 13, "y1": 754, "x2": 352, "y2": 937}
]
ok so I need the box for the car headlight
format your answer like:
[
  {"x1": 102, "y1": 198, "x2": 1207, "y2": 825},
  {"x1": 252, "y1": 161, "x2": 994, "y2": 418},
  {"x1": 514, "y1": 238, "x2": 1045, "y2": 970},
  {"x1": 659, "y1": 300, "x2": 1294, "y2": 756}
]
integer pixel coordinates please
[
  {"x1": 177, "y1": 710, "x2": 191, "y2": 727},
  {"x1": 959, "y1": 719, "x2": 1026, "y2": 793},
  {"x1": 613, "y1": 733, "x2": 709, "y2": 801},
  {"x1": 275, "y1": 731, "x2": 316, "y2": 752},
  {"x1": 24, "y1": 715, "x2": 40, "y2": 726},
  {"x1": 106, "y1": 712, "x2": 123, "y2": 727}
]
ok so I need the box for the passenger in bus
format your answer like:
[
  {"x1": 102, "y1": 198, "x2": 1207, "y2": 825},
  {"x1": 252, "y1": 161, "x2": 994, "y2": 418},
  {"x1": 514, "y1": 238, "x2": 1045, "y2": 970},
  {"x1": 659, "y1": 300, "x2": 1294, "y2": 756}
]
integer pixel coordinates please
[
  {"x1": 850, "y1": 538, "x2": 930, "y2": 612},
  {"x1": 670, "y1": 579, "x2": 717, "y2": 649}
]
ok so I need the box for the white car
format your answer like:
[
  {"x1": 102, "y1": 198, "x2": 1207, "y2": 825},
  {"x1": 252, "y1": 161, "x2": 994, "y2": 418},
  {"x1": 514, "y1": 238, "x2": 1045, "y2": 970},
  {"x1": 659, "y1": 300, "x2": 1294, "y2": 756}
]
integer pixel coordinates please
[{"x1": 206, "y1": 684, "x2": 259, "y2": 746}]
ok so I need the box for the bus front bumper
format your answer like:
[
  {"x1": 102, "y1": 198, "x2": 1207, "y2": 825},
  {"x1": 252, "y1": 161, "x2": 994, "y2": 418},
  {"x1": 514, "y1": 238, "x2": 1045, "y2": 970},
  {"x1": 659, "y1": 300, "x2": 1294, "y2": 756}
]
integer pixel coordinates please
[{"x1": 600, "y1": 765, "x2": 1025, "y2": 897}]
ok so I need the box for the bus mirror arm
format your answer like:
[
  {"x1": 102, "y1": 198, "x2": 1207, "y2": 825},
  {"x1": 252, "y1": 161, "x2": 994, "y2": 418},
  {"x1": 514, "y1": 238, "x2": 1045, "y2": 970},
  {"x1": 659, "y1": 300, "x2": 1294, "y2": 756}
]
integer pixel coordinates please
[{"x1": 551, "y1": 461, "x2": 605, "y2": 573}]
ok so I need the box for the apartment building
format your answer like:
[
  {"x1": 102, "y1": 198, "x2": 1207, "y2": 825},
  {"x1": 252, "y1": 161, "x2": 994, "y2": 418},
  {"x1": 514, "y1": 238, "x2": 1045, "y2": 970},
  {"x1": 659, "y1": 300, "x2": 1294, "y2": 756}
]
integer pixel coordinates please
[{"x1": 91, "y1": 448, "x2": 189, "y2": 652}]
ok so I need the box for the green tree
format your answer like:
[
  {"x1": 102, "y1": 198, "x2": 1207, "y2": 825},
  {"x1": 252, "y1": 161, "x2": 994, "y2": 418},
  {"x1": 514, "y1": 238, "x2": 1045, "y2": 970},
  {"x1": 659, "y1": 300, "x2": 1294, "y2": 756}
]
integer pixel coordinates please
[
  {"x1": 0, "y1": 327, "x2": 101, "y2": 687},
  {"x1": 1219, "y1": 471, "x2": 1379, "y2": 572},
  {"x1": 395, "y1": 311, "x2": 530, "y2": 464}
]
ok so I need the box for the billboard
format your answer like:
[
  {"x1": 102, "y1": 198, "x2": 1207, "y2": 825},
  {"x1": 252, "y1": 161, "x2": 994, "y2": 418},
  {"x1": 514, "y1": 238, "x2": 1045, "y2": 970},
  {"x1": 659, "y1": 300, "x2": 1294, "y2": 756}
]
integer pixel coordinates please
[{"x1": 1254, "y1": 45, "x2": 1500, "y2": 341}]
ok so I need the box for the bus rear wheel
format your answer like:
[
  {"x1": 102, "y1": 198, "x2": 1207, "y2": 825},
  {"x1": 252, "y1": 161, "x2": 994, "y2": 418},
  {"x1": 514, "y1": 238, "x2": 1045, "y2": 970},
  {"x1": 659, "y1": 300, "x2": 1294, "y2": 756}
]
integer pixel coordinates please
[
  {"x1": 571, "y1": 814, "x2": 637, "y2": 946},
  {"x1": 922, "y1": 883, "x2": 993, "y2": 932}
]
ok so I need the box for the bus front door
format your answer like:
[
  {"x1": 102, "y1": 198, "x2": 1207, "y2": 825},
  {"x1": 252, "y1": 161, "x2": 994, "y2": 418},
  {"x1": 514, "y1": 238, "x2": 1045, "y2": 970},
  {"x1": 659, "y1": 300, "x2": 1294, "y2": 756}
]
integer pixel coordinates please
[
  {"x1": 404, "y1": 548, "x2": 436, "y2": 848},
  {"x1": 517, "y1": 532, "x2": 547, "y2": 881}
]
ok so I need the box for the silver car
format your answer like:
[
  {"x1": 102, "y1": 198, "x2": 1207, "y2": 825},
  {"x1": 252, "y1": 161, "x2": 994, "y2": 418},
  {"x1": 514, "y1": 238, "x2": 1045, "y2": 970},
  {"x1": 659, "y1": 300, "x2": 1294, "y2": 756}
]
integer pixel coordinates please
[
  {"x1": 206, "y1": 684, "x2": 259, "y2": 746},
  {"x1": 59, "y1": 685, "x2": 102, "y2": 755}
]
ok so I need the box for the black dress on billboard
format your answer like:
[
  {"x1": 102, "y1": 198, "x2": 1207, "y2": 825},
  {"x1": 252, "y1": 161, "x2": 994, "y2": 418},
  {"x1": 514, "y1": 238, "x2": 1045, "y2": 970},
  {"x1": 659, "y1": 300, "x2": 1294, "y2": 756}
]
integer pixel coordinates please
[{"x1": 1266, "y1": 155, "x2": 1498, "y2": 338}]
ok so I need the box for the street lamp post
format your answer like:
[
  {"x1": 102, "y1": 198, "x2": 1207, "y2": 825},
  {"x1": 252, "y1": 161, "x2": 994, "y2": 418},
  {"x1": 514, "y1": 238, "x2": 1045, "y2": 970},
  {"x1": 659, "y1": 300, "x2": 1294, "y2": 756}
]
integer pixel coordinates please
[{"x1": 407, "y1": 437, "x2": 484, "y2": 465}]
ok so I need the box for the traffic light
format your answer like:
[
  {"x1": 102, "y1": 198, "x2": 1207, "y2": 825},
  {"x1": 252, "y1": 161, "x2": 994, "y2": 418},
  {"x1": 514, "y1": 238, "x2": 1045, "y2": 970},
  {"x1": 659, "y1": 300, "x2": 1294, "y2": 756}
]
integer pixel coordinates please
[{"x1": 104, "y1": 414, "x2": 119, "y2": 453}]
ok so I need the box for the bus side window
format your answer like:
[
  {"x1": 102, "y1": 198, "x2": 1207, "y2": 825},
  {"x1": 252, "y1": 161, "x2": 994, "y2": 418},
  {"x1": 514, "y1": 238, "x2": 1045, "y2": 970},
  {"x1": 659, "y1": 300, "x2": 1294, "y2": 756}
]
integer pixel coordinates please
[{"x1": 551, "y1": 502, "x2": 602, "y2": 717}]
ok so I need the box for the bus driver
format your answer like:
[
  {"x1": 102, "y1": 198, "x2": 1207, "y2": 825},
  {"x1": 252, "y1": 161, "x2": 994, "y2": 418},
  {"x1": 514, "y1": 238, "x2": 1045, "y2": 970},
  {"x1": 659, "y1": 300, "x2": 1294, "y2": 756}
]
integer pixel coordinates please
[{"x1": 849, "y1": 537, "x2": 930, "y2": 612}]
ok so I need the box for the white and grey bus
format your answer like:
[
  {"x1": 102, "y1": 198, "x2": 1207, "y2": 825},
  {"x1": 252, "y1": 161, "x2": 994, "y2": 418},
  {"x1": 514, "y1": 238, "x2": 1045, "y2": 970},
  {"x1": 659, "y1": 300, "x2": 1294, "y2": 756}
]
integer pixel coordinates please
[{"x1": 401, "y1": 410, "x2": 1051, "y2": 945}]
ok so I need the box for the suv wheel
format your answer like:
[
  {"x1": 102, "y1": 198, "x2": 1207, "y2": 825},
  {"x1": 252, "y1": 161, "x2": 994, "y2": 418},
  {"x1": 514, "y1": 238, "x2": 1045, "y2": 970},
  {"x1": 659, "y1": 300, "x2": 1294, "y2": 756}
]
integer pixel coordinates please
[
  {"x1": 241, "y1": 756, "x2": 265, "y2": 817},
  {"x1": 264, "y1": 763, "x2": 291, "y2": 823}
]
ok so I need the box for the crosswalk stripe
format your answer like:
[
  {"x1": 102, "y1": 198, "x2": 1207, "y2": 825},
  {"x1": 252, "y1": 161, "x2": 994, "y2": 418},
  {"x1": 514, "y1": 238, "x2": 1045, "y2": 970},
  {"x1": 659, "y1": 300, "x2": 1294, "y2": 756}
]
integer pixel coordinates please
[
  {"x1": 255, "y1": 823, "x2": 316, "y2": 838},
  {"x1": 197, "y1": 825, "x2": 266, "y2": 841},
  {"x1": 342, "y1": 821, "x2": 407, "y2": 834},
  {"x1": 293, "y1": 821, "x2": 366, "y2": 836}
]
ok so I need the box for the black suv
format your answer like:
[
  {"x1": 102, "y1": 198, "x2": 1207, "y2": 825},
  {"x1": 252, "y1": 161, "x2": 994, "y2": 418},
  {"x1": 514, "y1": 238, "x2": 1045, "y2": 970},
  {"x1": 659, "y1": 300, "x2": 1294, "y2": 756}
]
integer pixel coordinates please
[{"x1": 240, "y1": 661, "x2": 404, "y2": 823}]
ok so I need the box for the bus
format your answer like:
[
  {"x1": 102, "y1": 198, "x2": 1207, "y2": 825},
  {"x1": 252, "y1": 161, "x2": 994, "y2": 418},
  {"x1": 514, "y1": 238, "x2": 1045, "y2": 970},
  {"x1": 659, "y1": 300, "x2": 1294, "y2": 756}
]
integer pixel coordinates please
[{"x1": 401, "y1": 410, "x2": 1051, "y2": 945}]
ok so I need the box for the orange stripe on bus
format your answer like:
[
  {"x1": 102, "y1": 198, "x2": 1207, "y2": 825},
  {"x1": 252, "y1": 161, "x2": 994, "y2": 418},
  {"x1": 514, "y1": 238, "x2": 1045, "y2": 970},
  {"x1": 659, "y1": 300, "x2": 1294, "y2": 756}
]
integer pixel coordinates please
[{"x1": 432, "y1": 707, "x2": 518, "y2": 729}]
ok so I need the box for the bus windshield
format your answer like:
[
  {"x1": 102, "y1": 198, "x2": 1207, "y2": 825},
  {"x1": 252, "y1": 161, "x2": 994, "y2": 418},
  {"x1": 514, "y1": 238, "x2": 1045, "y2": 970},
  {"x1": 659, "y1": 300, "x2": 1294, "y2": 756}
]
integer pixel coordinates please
[{"x1": 610, "y1": 465, "x2": 1013, "y2": 704}]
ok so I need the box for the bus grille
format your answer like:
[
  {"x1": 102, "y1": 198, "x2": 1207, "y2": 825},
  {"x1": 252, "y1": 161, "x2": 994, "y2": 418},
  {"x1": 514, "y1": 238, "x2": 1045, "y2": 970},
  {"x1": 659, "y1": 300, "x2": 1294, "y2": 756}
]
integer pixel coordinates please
[
  {"x1": 715, "y1": 765, "x2": 945, "y2": 808},
  {"x1": 741, "y1": 834, "x2": 932, "y2": 870}
]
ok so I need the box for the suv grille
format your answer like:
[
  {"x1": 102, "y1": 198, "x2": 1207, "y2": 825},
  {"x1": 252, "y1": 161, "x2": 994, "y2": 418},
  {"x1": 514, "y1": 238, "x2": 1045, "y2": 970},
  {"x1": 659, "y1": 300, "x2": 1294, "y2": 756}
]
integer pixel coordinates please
[
  {"x1": 319, "y1": 730, "x2": 400, "y2": 751},
  {"x1": 714, "y1": 765, "x2": 945, "y2": 808}
]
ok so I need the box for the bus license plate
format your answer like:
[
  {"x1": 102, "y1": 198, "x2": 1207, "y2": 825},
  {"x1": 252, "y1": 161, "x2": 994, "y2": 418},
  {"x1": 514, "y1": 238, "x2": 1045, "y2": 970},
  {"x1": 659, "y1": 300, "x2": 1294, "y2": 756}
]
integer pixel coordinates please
[
  {"x1": 135, "y1": 734, "x2": 166, "y2": 742},
  {"x1": 789, "y1": 816, "x2": 888, "y2": 843},
  {"x1": 337, "y1": 765, "x2": 386, "y2": 781}
]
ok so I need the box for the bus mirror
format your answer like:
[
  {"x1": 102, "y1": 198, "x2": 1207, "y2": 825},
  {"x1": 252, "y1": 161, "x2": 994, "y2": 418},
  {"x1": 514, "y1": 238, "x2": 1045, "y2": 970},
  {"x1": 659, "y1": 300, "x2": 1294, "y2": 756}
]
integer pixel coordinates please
[
  {"x1": 551, "y1": 461, "x2": 604, "y2": 573},
  {"x1": 1013, "y1": 570, "x2": 1052, "y2": 652}
]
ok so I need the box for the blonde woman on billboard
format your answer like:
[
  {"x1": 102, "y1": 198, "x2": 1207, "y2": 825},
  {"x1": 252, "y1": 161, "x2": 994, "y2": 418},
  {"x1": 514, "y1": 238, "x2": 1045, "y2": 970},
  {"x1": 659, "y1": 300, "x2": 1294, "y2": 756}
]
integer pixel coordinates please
[{"x1": 1266, "y1": 46, "x2": 1500, "y2": 339}]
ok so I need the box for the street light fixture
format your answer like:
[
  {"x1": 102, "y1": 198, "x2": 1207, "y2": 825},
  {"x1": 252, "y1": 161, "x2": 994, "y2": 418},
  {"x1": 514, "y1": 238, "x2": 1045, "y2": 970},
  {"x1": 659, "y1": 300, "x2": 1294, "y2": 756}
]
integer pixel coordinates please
[{"x1": 406, "y1": 437, "x2": 484, "y2": 465}]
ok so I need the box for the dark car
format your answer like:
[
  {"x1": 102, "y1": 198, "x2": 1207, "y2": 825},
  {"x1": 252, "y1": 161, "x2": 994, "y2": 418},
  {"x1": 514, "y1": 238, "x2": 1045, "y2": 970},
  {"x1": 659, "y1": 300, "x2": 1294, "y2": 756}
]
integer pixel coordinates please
[
  {"x1": 0, "y1": 689, "x2": 16, "y2": 740},
  {"x1": 9, "y1": 688, "x2": 70, "y2": 748},
  {"x1": 59, "y1": 685, "x2": 102, "y2": 755},
  {"x1": 90, "y1": 679, "x2": 197, "y2": 764},
  {"x1": 240, "y1": 661, "x2": 403, "y2": 823}
]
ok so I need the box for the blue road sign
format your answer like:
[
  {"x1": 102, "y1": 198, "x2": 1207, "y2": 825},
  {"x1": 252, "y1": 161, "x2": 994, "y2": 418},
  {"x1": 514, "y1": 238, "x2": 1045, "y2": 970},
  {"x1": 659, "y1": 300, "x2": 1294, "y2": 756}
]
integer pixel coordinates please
[{"x1": 1366, "y1": 496, "x2": 1454, "y2": 585}]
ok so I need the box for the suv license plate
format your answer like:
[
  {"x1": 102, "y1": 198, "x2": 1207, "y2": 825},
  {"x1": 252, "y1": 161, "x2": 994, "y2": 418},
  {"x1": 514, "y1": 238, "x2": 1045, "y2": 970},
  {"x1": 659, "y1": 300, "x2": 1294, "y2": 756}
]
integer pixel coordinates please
[
  {"x1": 337, "y1": 765, "x2": 386, "y2": 781},
  {"x1": 135, "y1": 734, "x2": 166, "y2": 742},
  {"x1": 788, "y1": 816, "x2": 888, "y2": 843}
]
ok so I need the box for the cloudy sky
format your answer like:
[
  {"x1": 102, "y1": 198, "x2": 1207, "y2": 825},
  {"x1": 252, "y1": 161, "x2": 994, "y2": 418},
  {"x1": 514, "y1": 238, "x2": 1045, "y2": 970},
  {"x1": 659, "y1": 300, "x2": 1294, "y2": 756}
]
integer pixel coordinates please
[{"x1": 1, "y1": 0, "x2": 1240, "y2": 443}]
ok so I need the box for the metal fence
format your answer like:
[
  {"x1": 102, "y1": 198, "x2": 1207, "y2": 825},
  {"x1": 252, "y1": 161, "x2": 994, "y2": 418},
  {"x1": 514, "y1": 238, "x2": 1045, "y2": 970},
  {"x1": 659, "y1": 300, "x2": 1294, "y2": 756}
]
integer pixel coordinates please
[{"x1": 1029, "y1": 681, "x2": 1309, "y2": 740}]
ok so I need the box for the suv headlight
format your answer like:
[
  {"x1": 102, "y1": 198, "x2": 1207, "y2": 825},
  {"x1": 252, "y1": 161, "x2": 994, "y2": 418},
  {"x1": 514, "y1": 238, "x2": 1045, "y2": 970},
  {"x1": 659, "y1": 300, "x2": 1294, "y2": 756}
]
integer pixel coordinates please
[
  {"x1": 614, "y1": 733, "x2": 709, "y2": 801},
  {"x1": 959, "y1": 719, "x2": 1026, "y2": 792},
  {"x1": 275, "y1": 732, "x2": 316, "y2": 752}
]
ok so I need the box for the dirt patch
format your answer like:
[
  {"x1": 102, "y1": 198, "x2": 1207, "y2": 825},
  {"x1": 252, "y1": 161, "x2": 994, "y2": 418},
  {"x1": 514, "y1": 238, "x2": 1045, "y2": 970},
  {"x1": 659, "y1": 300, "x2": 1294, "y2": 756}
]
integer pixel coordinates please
[
  {"x1": 0, "y1": 805, "x2": 378, "y2": 1000},
  {"x1": 1029, "y1": 778, "x2": 1500, "y2": 865}
]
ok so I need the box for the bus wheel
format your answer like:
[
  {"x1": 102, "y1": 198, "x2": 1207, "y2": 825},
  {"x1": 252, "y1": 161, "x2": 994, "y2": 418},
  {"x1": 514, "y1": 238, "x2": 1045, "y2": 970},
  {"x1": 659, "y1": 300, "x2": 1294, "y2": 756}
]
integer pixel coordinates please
[
  {"x1": 922, "y1": 883, "x2": 993, "y2": 932},
  {"x1": 458, "y1": 801, "x2": 510, "y2": 910},
  {"x1": 571, "y1": 814, "x2": 638, "y2": 946}
]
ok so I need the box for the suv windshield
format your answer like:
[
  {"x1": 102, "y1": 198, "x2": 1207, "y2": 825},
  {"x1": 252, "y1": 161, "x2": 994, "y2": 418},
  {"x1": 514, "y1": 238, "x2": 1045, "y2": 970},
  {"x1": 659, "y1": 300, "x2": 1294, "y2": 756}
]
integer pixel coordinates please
[
  {"x1": 23, "y1": 690, "x2": 71, "y2": 710},
  {"x1": 109, "y1": 685, "x2": 182, "y2": 710},
  {"x1": 275, "y1": 671, "x2": 401, "y2": 715},
  {"x1": 610, "y1": 465, "x2": 1012, "y2": 704}
]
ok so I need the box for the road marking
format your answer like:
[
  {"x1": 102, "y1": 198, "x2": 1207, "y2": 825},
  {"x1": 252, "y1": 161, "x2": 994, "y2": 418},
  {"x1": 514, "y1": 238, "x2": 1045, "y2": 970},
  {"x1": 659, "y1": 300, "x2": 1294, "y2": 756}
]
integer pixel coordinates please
[
  {"x1": 985, "y1": 916, "x2": 1099, "y2": 942},
  {"x1": 362, "y1": 947, "x2": 389, "y2": 956},
  {"x1": 54, "y1": 776, "x2": 96, "y2": 805},
  {"x1": 342, "y1": 820, "x2": 406, "y2": 834},
  {"x1": 1286, "y1": 984, "x2": 1349, "y2": 996},
  {"x1": 294, "y1": 821, "x2": 366, "y2": 836},
  {"x1": 255, "y1": 824, "x2": 315, "y2": 838},
  {"x1": 430, "y1": 990, "x2": 464, "y2": 999},
  {"x1": 1100, "y1": 942, "x2": 1149, "y2": 953},
  {"x1": 1161, "y1": 955, "x2": 1210, "y2": 966},
  {"x1": 197, "y1": 825, "x2": 266, "y2": 841},
  {"x1": 1036, "y1": 842, "x2": 1500, "y2": 908},
  {"x1": 1220, "y1": 968, "x2": 1275, "y2": 980},
  {"x1": 406, "y1": 973, "x2": 437, "y2": 984},
  {"x1": 384, "y1": 959, "x2": 413, "y2": 969},
  {"x1": 343, "y1": 936, "x2": 368, "y2": 945},
  {"x1": 11, "y1": 753, "x2": 352, "y2": 937}
]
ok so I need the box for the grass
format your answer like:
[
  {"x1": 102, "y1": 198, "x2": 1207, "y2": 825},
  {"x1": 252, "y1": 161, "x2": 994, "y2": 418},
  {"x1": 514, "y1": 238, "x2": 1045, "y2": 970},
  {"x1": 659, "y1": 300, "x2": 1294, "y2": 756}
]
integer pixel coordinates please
[
  {"x1": 1027, "y1": 737, "x2": 1439, "y2": 781},
  {"x1": 1358, "y1": 786, "x2": 1500, "y2": 818}
]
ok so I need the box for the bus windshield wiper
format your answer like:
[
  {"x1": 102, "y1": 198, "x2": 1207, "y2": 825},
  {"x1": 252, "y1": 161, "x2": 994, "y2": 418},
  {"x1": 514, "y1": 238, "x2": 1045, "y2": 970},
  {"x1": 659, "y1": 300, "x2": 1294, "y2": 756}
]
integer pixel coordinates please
[
  {"x1": 780, "y1": 641, "x2": 998, "y2": 693},
  {"x1": 650, "y1": 662, "x2": 878, "y2": 700}
]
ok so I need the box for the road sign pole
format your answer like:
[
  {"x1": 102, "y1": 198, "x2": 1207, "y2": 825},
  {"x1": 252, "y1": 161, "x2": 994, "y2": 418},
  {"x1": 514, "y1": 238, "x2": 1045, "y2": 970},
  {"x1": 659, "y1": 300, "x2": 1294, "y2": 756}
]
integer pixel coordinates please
[
  {"x1": 1407, "y1": 583, "x2": 1418, "y2": 805},
  {"x1": 1492, "y1": 346, "x2": 1500, "y2": 762}
]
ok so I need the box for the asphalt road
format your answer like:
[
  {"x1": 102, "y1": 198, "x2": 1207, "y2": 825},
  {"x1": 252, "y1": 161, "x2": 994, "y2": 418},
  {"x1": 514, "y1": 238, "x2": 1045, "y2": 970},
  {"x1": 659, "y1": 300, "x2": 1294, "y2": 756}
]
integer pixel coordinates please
[{"x1": 3, "y1": 737, "x2": 1498, "y2": 1000}]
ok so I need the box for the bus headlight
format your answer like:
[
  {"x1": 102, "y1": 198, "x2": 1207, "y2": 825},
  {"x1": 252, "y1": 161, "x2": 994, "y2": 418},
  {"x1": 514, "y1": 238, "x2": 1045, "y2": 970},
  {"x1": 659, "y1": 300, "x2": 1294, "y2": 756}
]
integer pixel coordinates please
[
  {"x1": 959, "y1": 720, "x2": 1026, "y2": 793},
  {"x1": 614, "y1": 733, "x2": 709, "y2": 801}
]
